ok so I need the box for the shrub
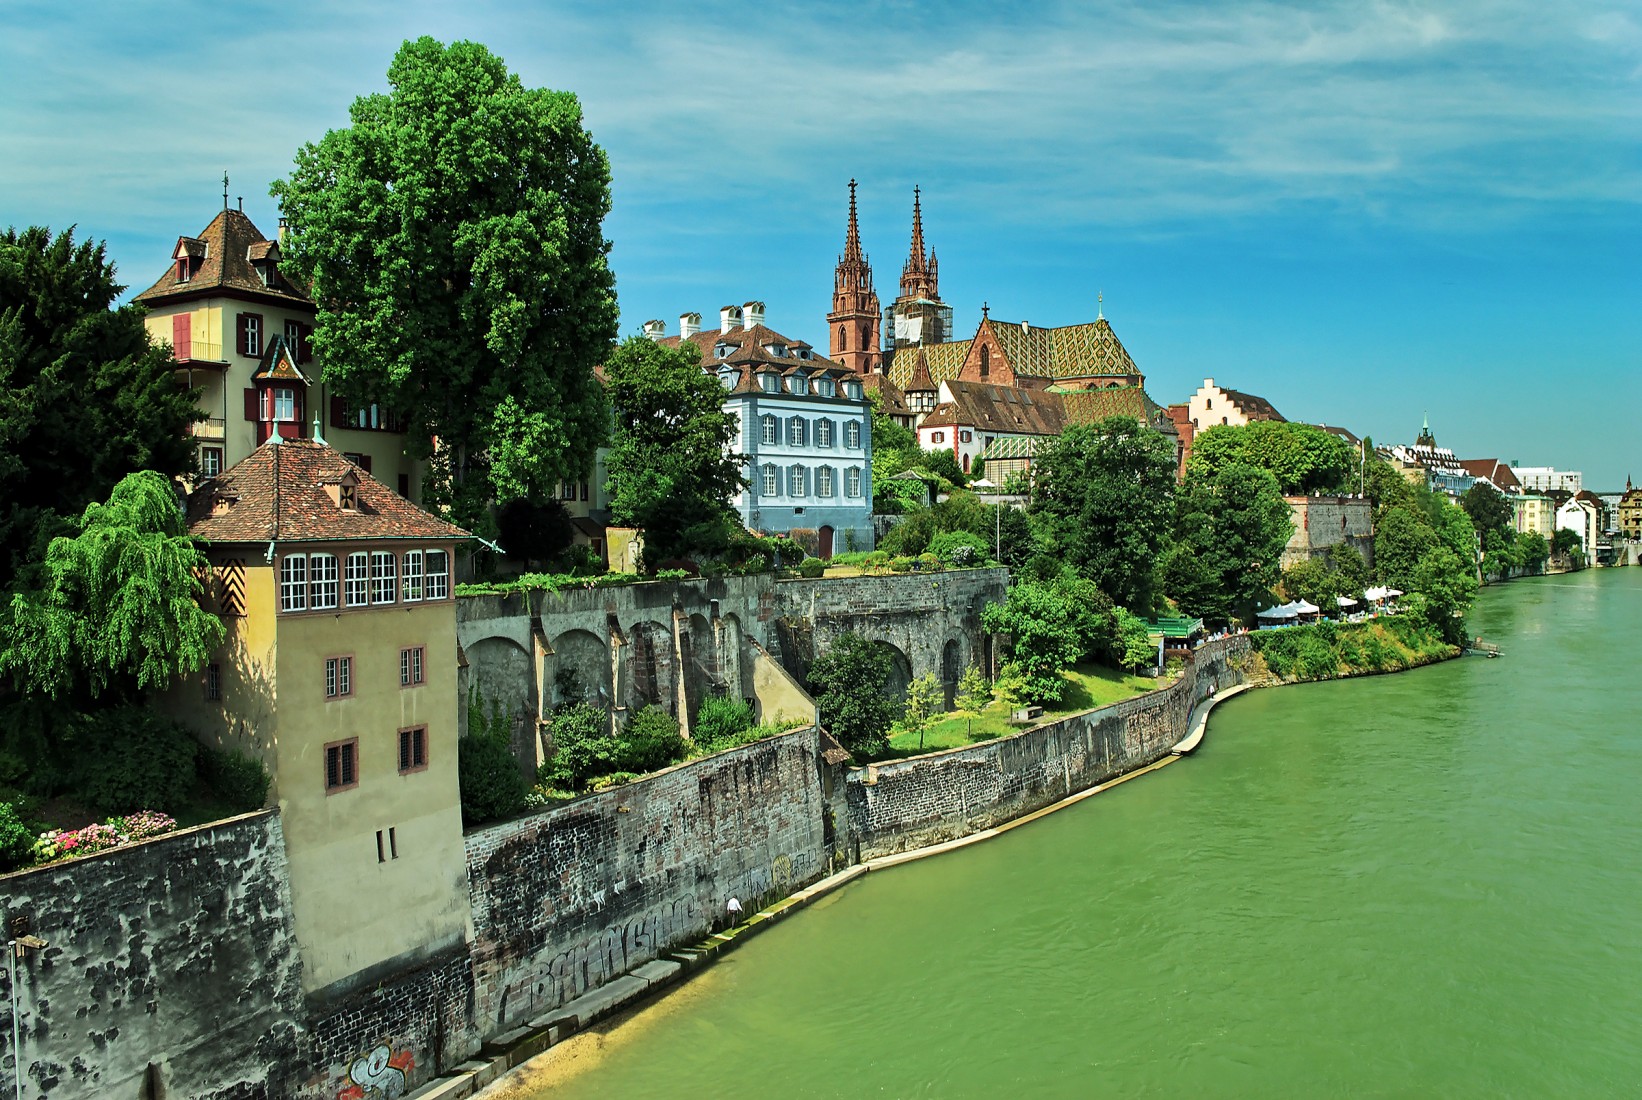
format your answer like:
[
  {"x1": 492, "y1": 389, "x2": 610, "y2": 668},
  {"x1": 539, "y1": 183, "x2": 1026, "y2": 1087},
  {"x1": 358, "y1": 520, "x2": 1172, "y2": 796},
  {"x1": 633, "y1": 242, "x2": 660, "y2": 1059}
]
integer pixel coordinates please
[
  {"x1": 540, "y1": 701, "x2": 621, "y2": 792},
  {"x1": 618, "y1": 706, "x2": 687, "y2": 773},
  {"x1": 917, "y1": 552, "x2": 942, "y2": 571},
  {"x1": 459, "y1": 691, "x2": 527, "y2": 824},
  {"x1": 766, "y1": 537, "x2": 806, "y2": 567},
  {"x1": 591, "y1": 772, "x2": 640, "y2": 791},
  {"x1": 0, "y1": 802, "x2": 32, "y2": 872},
  {"x1": 198, "y1": 744, "x2": 271, "y2": 812},
  {"x1": 928, "y1": 530, "x2": 987, "y2": 567},
  {"x1": 695, "y1": 696, "x2": 756, "y2": 750},
  {"x1": 890, "y1": 555, "x2": 917, "y2": 573},
  {"x1": 68, "y1": 707, "x2": 197, "y2": 816},
  {"x1": 955, "y1": 665, "x2": 991, "y2": 713},
  {"x1": 863, "y1": 550, "x2": 891, "y2": 572},
  {"x1": 798, "y1": 557, "x2": 826, "y2": 578}
]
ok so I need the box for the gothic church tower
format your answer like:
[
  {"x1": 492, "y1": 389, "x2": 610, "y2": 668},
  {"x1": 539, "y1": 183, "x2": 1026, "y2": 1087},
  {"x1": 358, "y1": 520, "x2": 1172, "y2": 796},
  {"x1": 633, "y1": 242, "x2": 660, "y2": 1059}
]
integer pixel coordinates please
[
  {"x1": 828, "y1": 179, "x2": 882, "y2": 375},
  {"x1": 885, "y1": 187, "x2": 953, "y2": 351}
]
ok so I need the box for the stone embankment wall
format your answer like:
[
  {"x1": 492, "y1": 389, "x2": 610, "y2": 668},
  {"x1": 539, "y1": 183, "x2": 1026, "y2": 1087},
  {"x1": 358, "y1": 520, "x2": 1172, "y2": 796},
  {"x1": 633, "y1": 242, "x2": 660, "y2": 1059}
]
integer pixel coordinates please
[
  {"x1": 0, "y1": 812, "x2": 304, "y2": 1100},
  {"x1": 463, "y1": 725, "x2": 837, "y2": 1033},
  {"x1": 846, "y1": 637, "x2": 1248, "y2": 859}
]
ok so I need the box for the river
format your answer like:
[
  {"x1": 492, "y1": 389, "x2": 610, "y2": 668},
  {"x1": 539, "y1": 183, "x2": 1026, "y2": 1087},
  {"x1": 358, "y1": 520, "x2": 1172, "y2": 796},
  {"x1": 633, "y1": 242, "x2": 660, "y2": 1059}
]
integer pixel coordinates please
[{"x1": 491, "y1": 569, "x2": 1642, "y2": 1097}]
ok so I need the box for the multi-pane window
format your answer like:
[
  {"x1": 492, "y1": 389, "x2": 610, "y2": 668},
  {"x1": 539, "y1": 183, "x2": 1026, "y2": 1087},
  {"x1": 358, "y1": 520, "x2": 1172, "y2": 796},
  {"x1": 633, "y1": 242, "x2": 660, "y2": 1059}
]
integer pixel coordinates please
[
  {"x1": 272, "y1": 387, "x2": 296, "y2": 422},
  {"x1": 762, "y1": 465, "x2": 779, "y2": 497},
  {"x1": 400, "y1": 646, "x2": 425, "y2": 687},
  {"x1": 243, "y1": 314, "x2": 261, "y2": 358},
  {"x1": 285, "y1": 319, "x2": 303, "y2": 360},
  {"x1": 199, "y1": 446, "x2": 223, "y2": 477},
  {"x1": 845, "y1": 421, "x2": 862, "y2": 448},
  {"x1": 205, "y1": 663, "x2": 221, "y2": 701},
  {"x1": 371, "y1": 551, "x2": 397, "y2": 604},
  {"x1": 846, "y1": 467, "x2": 863, "y2": 498},
  {"x1": 425, "y1": 550, "x2": 449, "y2": 600},
  {"x1": 324, "y1": 739, "x2": 358, "y2": 792},
  {"x1": 344, "y1": 552, "x2": 370, "y2": 607},
  {"x1": 817, "y1": 466, "x2": 835, "y2": 498},
  {"x1": 402, "y1": 551, "x2": 424, "y2": 602},
  {"x1": 398, "y1": 727, "x2": 428, "y2": 773},
  {"x1": 279, "y1": 555, "x2": 307, "y2": 612},
  {"x1": 816, "y1": 419, "x2": 834, "y2": 448},
  {"x1": 309, "y1": 553, "x2": 339, "y2": 609},
  {"x1": 931, "y1": 431, "x2": 946, "y2": 444},
  {"x1": 787, "y1": 417, "x2": 806, "y2": 446},
  {"x1": 788, "y1": 465, "x2": 806, "y2": 496},
  {"x1": 325, "y1": 655, "x2": 352, "y2": 699},
  {"x1": 761, "y1": 415, "x2": 778, "y2": 445}
]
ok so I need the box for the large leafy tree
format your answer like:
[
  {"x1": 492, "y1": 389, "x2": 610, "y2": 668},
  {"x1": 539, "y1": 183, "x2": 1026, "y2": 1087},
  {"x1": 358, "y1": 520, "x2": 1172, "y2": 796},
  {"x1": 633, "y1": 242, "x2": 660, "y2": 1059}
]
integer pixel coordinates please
[
  {"x1": 1187, "y1": 421, "x2": 1357, "y2": 495},
  {"x1": 981, "y1": 581, "x2": 1082, "y2": 706},
  {"x1": 1460, "y1": 482, "x2": 1512, "y2": 545},
  {"x1": 0, "y1": 226, "x2": 199, "y2": 589},
  {"x1": 1030, "y1": 416, "x2": 1176, "y2": 612},
  {"x1": 1163, "y1": 462, "x2": 1292, "y2": 623},
  {"x1": 603, "y1": 336, "x2": 744, "y2": 566},
  {"x1": 807, "y1": 633, "x2": 899, "y2": 759},
  {"x1": 272, "y1": 37, "x2": 618, "y2": 531},
  {"x1": 1, "y1": 471, "x2": 222, "y2": 701}
]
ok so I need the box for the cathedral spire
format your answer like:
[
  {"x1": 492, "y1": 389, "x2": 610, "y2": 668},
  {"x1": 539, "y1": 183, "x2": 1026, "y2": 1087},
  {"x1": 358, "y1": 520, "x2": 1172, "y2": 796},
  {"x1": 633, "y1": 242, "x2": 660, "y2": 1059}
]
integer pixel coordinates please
[
  {"x1": 829, "y1": 178, "x2": 881, "y2": 374},
  {"x1": 899, "y1": 186, "x2": 938, "y2": 302},
  {"x1": 842, "y1": 178, "x2": 865, "y2": 264}
]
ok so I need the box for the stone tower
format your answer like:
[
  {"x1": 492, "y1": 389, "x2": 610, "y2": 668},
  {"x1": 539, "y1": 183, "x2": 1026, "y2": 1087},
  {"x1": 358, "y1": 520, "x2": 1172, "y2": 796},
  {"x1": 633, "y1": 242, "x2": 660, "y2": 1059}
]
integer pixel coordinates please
[
  {"x1": 885, "y1": 187, "x2": 953, "y2": 352},
  {"x1": 827, "y1": 179, "x2": 882, "y2": 375}
]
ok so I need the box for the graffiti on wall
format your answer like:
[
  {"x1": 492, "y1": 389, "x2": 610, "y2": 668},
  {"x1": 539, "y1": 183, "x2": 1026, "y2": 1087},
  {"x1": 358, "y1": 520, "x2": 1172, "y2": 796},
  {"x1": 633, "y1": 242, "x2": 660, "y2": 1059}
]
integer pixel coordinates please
[{"x1": 337, "y1": 1044, "x2": 415, "y2": 1100}]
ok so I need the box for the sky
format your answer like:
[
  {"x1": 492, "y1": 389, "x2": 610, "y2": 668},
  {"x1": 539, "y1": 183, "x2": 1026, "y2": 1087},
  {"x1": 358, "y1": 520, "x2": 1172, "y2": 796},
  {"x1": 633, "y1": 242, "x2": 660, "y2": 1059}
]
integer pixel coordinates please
[{"x1": 4, "y1": 0, "x2": 1638, "y2": 487}]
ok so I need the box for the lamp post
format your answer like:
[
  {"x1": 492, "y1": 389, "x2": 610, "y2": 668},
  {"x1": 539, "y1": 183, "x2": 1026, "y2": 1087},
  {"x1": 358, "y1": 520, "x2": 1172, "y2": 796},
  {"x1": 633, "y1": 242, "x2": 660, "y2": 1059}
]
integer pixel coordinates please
[
  {"x1": 8, "y1": 935, "x2": 46, "y2": 1100},
  {"x1": 972, "y1": 478, "x2": 999, "y2": 561}
]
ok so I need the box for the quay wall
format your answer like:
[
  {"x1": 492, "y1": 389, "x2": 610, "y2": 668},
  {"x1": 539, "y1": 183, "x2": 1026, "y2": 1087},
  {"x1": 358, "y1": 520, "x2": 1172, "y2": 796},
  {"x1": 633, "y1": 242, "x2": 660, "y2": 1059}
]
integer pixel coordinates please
[{"x1": 846, "y1": 637, "x2": 1248, "y2": 860}]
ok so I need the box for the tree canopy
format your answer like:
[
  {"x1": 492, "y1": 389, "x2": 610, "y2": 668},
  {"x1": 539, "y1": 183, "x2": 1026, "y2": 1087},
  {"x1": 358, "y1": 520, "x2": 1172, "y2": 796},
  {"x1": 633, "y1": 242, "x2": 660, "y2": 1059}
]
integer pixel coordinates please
[
  {"x1": 603, "y1": 336, "x2": 744, "y2": 565},
  {"x1": 0, "y1": 226, "x2": 200, "y2": 589},
  {"x1": 1030, "y1": 416, "x2": 1176, "y2": 613},
  {"x1": 807, "y1": 633, "x2": 899, "y2": 759},
  {"x1": 1460, "y1": 482, "x2": 1512, "y2": 544},
  {"x1": 1, "y1": 470, "x2": 223, "y2": 702},
  {"x1": 1164, "y1": 462, "x2": 1293, "y2": 623},
  {"x1": 1187, "y1": 421, "x2": 1357, "y2": 496},
  {"x1": 271, "y1": 37, "x2": 618, "y2": 532}
]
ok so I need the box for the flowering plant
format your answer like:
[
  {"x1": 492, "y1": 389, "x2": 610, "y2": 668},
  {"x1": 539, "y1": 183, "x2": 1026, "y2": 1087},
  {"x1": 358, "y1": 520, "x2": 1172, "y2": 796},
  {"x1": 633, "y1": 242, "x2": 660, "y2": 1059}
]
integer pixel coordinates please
[{"x1": 30, "y1": 811, "x2": 179, "y2": 865}]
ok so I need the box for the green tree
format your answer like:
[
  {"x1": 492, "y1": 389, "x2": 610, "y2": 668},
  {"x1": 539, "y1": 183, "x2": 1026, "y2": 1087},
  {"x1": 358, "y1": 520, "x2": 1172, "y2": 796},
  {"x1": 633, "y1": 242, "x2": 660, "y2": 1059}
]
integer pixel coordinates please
[
  {"x1": 1, "y1": 471, "x2": 222, "y2": 702},
  {"x1": 1460, "y1": 482, "x2": 1512, "y2": 545},
  {"x1": 1165, "y1": 462, "x2": 1292, "y2": 623},
  {"x1": 955, "y1": 665, "x2": 991, "y2": 713},
  {"x1": 1187, "y1": 421, "x2": 1356, "y2": 496},
  {"x1": 980, "y1": 581, "x2": 1082, "y2": 706},
  {"x1": 1112, "y1": 607, "x2": 1156, "y2": 673},
  {"x1": 1516, "y1": 530, "x2": 1549, "y2": 570},
  {"x1": 272, "y1": 37, "x2": 617, "y2": 532},
  {"x1": 1552, "y1": 527, "x2": 1583, "y2": 557},
  {"x1": 0, "y1": 226, "x2": 200, "y2": 590},
  {"x1": 1409, "y1": 547, "x2": 1478, "y2": 645},
  {"x1": 1373, "y1": 507, "x2": 1436, "y2": 590},
  {"x1": 900, "y1": 671, "x2": 943, "y2": 751},
  {"x1": 807, "y1": 633, "x2": 899, "y2": 759},
  {"x1": 1030, "y1": 417, "x2": 1176, "y2": 611},
  {"x1": 603, "y1": 336, "x2": 744, "y2": 565}
]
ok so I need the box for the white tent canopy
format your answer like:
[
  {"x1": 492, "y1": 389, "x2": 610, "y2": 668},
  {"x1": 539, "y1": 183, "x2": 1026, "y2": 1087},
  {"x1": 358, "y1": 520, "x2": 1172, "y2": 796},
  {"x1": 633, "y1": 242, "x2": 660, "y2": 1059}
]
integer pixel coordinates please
[
  {"x1": 1337, "y1": 596, "x2": 1359, "y2": 608},
  {"x1": 1292, "y1": 600, "x2": 1321, "y2": 615},
  {"x1": 1257, "y1": 603, "x2": 1299, "y2": 620},
  {"x1": 1364, "y1": 585, "x2": 1392, "y2": 601}
]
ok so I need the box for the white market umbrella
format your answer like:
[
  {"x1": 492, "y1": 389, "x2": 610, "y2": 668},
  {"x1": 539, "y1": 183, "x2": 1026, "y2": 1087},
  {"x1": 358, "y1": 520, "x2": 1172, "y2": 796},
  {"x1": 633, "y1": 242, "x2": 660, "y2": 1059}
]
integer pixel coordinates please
[
  {"x1": 1385, "y1": 588, "x2": 1404, "y2": 598},
  {"x1": 1336, "y1": 596, "x2": 1359, "y2": 608},
  {"x1": 1363, "y1": 585, "x2": 1391, "y2": 601}
]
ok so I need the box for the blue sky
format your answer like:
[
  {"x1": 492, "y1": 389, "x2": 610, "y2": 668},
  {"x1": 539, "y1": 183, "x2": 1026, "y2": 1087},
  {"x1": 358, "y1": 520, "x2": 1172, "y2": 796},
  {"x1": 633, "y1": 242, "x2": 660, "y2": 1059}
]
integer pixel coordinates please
[{"x1": 5, "y1": 0, "x2": 1638, "y2": 486}]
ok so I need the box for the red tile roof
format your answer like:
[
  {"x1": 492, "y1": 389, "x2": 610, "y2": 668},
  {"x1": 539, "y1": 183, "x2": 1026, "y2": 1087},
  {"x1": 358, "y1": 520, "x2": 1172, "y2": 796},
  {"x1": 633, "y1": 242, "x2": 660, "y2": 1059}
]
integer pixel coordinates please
[
  {"x1": 134, "y1": 208, "x2": 313, "y2": 308},
  {"x1": 187, "y1": 437, "x2": 469, "y2": 545}
]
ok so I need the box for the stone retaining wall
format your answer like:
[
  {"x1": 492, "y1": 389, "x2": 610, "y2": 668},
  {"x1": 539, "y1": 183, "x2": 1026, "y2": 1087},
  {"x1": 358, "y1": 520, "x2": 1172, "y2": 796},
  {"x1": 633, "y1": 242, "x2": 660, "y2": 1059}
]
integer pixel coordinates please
[
  {"x1": 463, "y1": 725, "x2": 835, "y2": 1033},
  {"x1": 845, "y1": 637, "x2": 1248, "y2": 859}
]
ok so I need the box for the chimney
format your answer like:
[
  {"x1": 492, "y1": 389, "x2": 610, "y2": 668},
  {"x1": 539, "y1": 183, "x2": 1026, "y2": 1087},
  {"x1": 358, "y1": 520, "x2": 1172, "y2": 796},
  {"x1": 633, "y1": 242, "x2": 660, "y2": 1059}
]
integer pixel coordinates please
[
  {"x1": 719, "y1": 304, "x2": 743, "y2": 334},
  {"x1": 278, "y1": 218, "x2": 290, "y2": 247},
  {"x1": 743, "y1": 300, "x2": 765, "y2": 329},
  {"x1": 680, "y1": 312, "x2": 701, "y2": 339},
  {"x1": 642, "y1": 319, "x2": 666, "y2": 341}
]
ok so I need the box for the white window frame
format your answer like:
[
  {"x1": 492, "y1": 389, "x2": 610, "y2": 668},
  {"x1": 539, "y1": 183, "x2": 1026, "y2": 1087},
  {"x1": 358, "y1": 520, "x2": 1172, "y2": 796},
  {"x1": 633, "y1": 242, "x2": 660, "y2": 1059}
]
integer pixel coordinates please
[
  {"x1": 787, "y1": 417, "x2": 806, "y2": 447},
  {"x1": 199, "y1": 446, "x2": 223, "y2": 478},
  {"x1": 325, "y1": 655, "x2": 352, "y2": 699},
  {"x1": 817, "y1": 466, "x2": 835, "y2": 498},
  {"x1": 845, "y1": 421, "x2": 862, "y2": 448},
  {"x1": 816, "y1": 419, "x2": 834, "y2": 448},
  {"x1": 344, "y1": 552, "x2": 370, "y2": 607},
  {"x1": 370, "y1": 550, "x2": 397, "y2": 604},
  {"x1": 244, "y1": 314, "x2": 261, "y2": 358},
  {"x1": 424, "y1": 550, "x2": 449, "y2": 600},
  {"x1": 761, "y1": 415, "x2": 778, "y2": 446},
  {"x1": 788, "y1": 464, "x2": 806, "y2": 497},
  {"x1": 279, "y1": 554, "x2": 307, "y2": 613},
  {"x1": 762, "y1": 465, "x2": 779, "y2": 497},
  {"x1": 309, "y1": 553, "x2": 339, "y2": 609},
  {"x1": 846, "y1": 467, "x2": 863, "y2": 498},
  {"x1": 272, "y1": 387, "x2": 296, "y2": 422},
  {"x1": 402, "y1": 550, "x2": 424, "y2": 602}
]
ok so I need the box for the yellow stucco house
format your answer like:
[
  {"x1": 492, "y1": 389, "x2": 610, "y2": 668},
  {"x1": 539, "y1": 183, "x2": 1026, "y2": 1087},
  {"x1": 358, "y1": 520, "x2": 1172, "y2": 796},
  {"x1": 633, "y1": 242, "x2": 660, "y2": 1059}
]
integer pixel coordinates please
[
  {"x1": 159, "y1": 435, "x2": 472, "y2": 997},
  {"x1": 134, "y1": 205, "x2": 423, "y2": 498}
]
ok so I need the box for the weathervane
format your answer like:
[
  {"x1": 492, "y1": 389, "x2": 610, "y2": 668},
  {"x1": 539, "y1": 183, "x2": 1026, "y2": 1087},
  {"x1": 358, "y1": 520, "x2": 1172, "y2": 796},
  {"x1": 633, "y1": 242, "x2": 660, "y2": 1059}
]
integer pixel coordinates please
[{"x1": 222, "y1": 171, "x2": 230, "y2": 210}]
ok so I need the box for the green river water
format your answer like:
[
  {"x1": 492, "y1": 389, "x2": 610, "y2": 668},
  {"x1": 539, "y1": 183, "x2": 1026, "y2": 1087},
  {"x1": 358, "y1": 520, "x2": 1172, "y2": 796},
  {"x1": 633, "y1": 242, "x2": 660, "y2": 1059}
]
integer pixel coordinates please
[{"x1": 511, "y1": 569, "x2": 1642, "y2": 1098}]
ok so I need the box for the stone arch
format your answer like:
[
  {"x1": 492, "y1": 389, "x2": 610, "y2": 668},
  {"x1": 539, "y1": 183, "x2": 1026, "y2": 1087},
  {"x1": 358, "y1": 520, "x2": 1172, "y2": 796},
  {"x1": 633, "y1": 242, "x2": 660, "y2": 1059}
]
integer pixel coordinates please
[
  {"x1": 874, "y1": 640, "x2": 913, "y2": 704},
  {"x1": 941, "y1": 638, "x2": 963, "y2": 709},
  {"x1": 718, "y1": 612, "x2": 748, "y2": 704},
  {"x1": 465, "y1": 635, "x2": 537, "y2": 776},
  {"x1": 547, "y1": 628, "x2": 609, "y2": 708},
  {"x1": 679, "y1": 612, "x2": 717, "y2": 724},
  {"x1": 627, "y1": 619, "x2": 676, "y2": 712}
]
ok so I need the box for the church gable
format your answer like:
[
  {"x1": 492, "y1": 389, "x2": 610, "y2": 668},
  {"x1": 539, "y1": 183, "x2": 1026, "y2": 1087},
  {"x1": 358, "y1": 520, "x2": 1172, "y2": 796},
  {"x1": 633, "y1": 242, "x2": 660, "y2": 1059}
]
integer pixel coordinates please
[{"x1": 957, "y1": 321, "x2": 1017, "y2": 387}]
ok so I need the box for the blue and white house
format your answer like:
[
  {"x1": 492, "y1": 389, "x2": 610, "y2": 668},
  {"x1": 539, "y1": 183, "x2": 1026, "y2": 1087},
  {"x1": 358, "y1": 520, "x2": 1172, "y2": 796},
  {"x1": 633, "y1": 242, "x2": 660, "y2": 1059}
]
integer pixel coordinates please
[{"x1": 649, "y1": 302, "x2": 874, "y2": 557}]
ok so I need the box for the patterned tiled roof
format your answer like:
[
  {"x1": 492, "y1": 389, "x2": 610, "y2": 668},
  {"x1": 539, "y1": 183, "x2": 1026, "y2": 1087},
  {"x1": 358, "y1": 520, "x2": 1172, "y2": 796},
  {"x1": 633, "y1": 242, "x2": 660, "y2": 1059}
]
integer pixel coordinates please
[
  {"x1": 979, "y1": 435, "x2": 1040, "y2": 460},
  {"x1": 985, "y1": 317, "x2": 1140, "y2": 380},
  {"x1": 187, "y1": 437, "x2": 469, "y2": 545},
  {"x1": 923, "y1": 381, "x2": 1172, "y2": 438},
  {"x1": 135, "y1": 208, "x2": 313, "y2": 308},
  {"x1": 885, "y1": 340, "x2": 970, "y2": 390}
]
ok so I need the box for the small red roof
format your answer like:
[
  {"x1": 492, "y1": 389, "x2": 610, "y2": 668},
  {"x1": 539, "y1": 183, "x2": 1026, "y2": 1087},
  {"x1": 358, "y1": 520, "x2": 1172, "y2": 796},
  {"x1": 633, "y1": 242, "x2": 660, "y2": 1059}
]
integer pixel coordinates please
[{"x1": 187, "y1": 437, "x2": 469, "y2": 545}]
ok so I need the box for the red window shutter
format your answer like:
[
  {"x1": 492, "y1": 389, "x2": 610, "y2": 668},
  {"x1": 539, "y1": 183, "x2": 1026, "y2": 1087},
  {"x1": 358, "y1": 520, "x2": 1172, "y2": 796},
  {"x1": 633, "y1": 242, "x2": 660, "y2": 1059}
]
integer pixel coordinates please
[
  {"x1": 171, "y1": 314, "x2": 191, "y2": 359},
  {"x1": 294, "y1": 387, "x2": 305, "y2": 430},
  {"x1": 244, "y1": 388, "x2": 260, "y2": 421},
  {"x1": 331, "y1": 395, "x2": 348, "y2": 428},
  {"x1": 299, "y1": 323, "x2": 315, "y2": 364},
  {"x1": 236, "y1": 313, "x2": 249, "y2": 357}
]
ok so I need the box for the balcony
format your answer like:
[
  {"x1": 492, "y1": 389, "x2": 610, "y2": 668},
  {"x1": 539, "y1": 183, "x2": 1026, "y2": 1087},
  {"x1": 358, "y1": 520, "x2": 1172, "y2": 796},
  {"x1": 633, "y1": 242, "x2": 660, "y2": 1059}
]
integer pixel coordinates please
[
  {"x1": 190, "y1": 417, "x2": 227, "y2": 441},
  {"x1": 173, "y1": 341, "x2": 228, "y2": 366}
]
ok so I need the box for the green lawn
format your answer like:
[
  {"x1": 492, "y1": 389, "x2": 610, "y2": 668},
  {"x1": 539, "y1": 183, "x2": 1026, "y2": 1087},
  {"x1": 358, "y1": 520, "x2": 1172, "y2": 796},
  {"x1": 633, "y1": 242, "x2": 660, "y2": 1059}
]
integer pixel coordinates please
[{"x1": 883, "y1": 663, "x2": 1162, "y2": 759}]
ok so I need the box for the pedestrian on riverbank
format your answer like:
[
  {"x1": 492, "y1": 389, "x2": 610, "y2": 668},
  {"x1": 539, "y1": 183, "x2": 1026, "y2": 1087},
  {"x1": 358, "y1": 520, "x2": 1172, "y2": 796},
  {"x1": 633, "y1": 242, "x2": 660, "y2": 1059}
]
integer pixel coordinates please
[{"x1": 727, "y1": 897, "x2": 743, "y2": 926}]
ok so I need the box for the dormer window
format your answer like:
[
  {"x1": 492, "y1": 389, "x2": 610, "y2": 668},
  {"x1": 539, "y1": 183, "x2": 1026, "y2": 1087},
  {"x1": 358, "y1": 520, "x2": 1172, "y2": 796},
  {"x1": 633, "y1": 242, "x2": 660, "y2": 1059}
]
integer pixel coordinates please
[
  {"x1": 715, "y1": 342, "x2": 733, "y2": 359},
  {"x1": 817, "y1": 378, "x2": 835, "y2": 398},
  {"x1": 761, "y1": 372, "x2": 780, "y2": 394},
  {"x1": 764, "y1": 343, "x2": 788, "y2": 358},
  {"x1": 718, "y1": 367, "x2": 737, "y2": 390},
  {"x1": 176, "y1": 257, "x2": 193, "y2": 282},
  {"x1": 788, "y1": 374, "x2": 807, "y2": 395},
  {"x1": 324, "y1": 470, "x2": 362, "y2": 511}
]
